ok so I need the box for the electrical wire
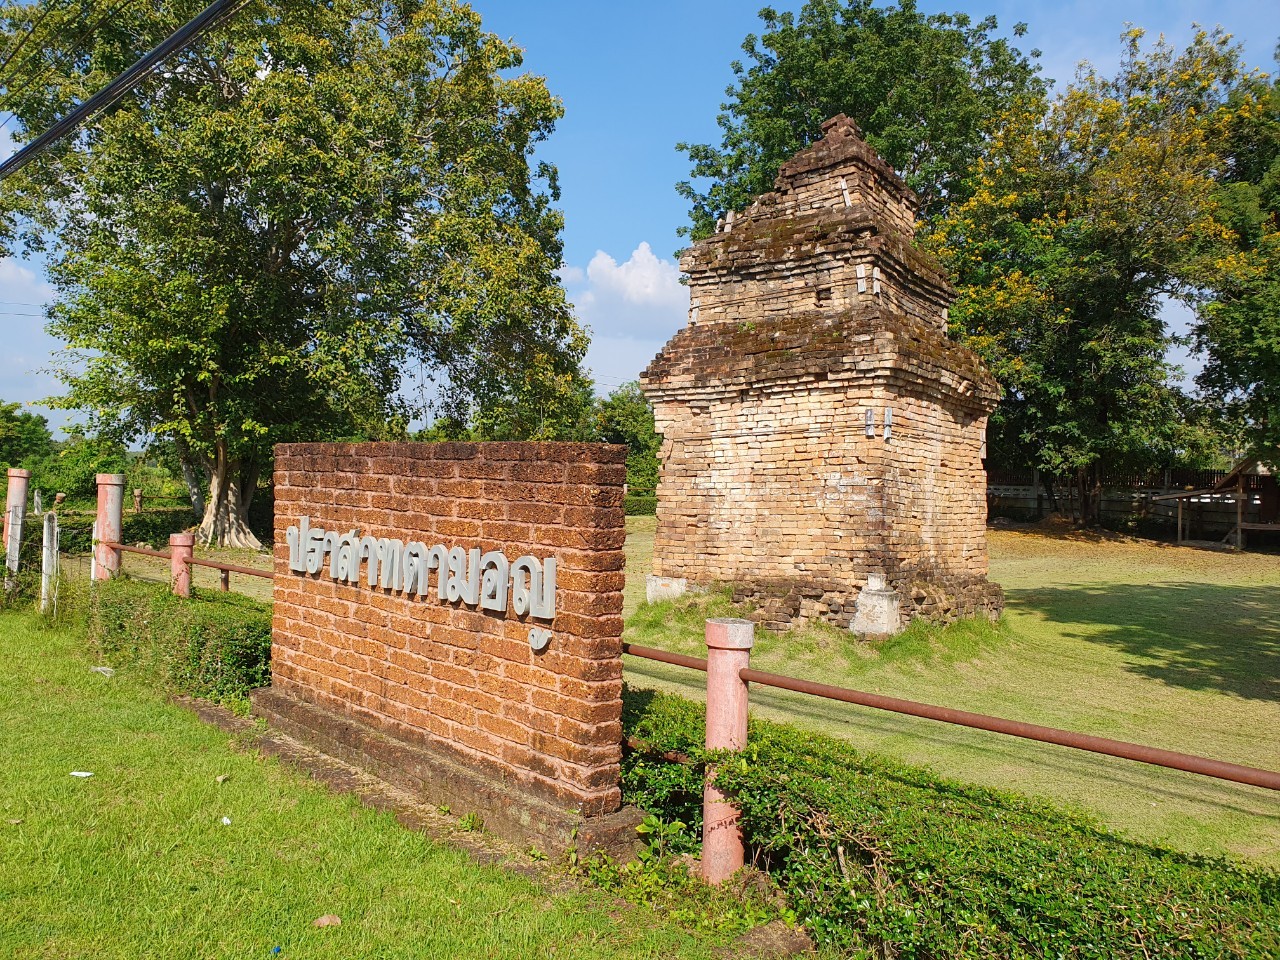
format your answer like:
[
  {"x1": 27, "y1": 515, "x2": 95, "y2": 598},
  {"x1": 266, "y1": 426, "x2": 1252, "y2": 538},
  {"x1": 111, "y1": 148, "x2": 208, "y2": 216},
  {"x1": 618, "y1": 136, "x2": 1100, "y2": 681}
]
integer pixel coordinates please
[
  {"x1": 0, "y1": 0, "x2": 76, "y2": 81},
  {"x1": 0, "y1": 0, "x2": 246, "y2": 181},
  {"x1": 1, "y1": 0, "x2": 146, "y2": 108}
]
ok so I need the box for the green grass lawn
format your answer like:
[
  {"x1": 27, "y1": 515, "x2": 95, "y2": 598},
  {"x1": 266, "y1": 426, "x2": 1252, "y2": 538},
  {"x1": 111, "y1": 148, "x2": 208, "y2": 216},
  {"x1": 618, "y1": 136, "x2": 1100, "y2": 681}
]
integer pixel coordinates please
[
  {"x1": 622, "y1": 516, "x2": 1280, "y2": 867},
  {"x1": 0, "y1": 610, "x2": 723, "y2": 960}
]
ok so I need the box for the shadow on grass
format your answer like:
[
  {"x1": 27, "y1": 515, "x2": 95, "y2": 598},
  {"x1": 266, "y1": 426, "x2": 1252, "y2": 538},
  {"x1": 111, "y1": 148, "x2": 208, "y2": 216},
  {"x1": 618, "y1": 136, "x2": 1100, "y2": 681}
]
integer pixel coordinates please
[{"x1": 1006, "y1": 582, "x2": 1280, "y2": 701}]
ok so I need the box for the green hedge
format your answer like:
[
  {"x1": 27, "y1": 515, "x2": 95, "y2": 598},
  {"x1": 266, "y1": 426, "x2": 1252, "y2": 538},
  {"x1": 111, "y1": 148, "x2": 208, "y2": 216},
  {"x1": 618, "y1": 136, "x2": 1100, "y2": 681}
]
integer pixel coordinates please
[
  {"x1": 621, "y1": 687, "x2": 1280, "y2": 958},
  {"x1": 56, "y1": 508, "x2": 195, "y2": 554},
  {"x1": 88, "y1": 578, "x2": 271, "y2": 704},
  {"x1": 624, "y1": 495, "x2": 657, "y2": 516}
]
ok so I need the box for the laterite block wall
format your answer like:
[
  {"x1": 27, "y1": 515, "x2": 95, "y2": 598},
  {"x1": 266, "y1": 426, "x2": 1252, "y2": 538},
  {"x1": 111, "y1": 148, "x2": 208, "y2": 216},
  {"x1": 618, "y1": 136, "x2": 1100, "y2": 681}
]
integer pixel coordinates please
[{"x1": 270, "y1": 442, "x2": 627, "y2": 817}]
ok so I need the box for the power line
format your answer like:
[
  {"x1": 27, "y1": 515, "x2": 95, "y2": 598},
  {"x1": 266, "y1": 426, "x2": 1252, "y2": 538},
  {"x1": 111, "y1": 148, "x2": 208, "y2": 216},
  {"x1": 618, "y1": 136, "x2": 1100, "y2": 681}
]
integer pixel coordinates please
[
  {"x1": 0, "y1": 0, "x2": 76, "y2": 81},
  {"x1": 1, "y1": 0, "x2": 144, "y2": 109},
  {"x1": 0, "y1": 0, "x2": 247, "y2": 182}
]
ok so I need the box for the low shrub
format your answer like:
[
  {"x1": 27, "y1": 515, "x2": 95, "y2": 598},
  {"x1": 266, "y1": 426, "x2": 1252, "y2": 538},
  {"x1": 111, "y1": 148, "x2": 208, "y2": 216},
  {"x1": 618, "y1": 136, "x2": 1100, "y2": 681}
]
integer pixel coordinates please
[
  {"x1": 624, "y1": 495, "x2": 657, "y2": 516},
  {"x1": 57, "y1": 508, "x2": 195, "y2": 554},
  {"x1": 621, "y1": 687, "x2": 1280, "y2": 958},
  {"x1": 88, "y1": 578, "x2": 271, "y2": 707}
]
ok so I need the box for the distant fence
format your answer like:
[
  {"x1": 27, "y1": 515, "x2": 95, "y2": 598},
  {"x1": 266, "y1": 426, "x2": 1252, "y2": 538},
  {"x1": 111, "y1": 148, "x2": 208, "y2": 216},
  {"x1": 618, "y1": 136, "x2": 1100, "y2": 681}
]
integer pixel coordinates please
[{"x1": 985, "y1": 467, "x2": 1275, "y2": 538}]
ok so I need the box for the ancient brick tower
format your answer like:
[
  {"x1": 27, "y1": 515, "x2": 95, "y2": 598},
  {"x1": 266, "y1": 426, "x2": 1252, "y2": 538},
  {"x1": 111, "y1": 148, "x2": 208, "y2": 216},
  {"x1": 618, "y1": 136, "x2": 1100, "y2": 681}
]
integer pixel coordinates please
[{"x1": 640, "y1": 115, "x2": 1003, "y2": 630}]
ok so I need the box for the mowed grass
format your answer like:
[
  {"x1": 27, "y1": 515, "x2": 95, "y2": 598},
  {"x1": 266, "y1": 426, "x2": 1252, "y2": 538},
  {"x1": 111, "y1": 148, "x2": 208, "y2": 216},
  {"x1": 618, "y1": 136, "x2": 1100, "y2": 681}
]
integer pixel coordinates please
[
  {"x1": 0, "y1": 611, "x2": 720, "y2": 960},
  {"x1": 622, "y1": 516, "x2": 1280, "y2": 867}
]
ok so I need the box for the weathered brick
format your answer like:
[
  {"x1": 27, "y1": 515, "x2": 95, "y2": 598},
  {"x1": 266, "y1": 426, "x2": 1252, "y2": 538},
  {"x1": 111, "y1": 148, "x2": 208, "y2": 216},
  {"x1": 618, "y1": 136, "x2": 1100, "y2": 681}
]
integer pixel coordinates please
[
  {"x1": 271, "y1": 440, "x2": 625, "y2": 814},
  {"x1": 639, "y1": 115, "x2": 1002, "y2": 630}
]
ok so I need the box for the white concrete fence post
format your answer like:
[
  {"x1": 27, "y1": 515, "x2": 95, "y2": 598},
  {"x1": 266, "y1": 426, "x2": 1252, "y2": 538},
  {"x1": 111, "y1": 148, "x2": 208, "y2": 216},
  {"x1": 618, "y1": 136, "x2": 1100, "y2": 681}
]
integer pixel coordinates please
[
  {"x1": 4, "y1": 468, "x2": 31, "y2": 588},
  {"x1": 40, "y1": 511, "x2": 58, "y2": 612},
  {"x1": 703, "y1": 616, "x2": 755, "y2": 885}
]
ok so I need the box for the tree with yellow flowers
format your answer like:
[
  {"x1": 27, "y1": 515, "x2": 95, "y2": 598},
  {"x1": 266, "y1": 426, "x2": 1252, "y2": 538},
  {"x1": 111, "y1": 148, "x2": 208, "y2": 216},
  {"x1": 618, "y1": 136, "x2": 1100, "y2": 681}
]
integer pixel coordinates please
[
  {"x1": 928, "y1": 28, "x2": 1266, "y2": 522},
  {"x1": 1194, "y1": 64, "x2": 1280, "y2": 464}
]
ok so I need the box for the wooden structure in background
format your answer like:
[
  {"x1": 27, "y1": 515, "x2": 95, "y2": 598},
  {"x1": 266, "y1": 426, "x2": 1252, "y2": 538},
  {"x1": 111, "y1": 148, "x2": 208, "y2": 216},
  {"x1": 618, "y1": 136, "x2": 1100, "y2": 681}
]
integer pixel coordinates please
[{"x1": 1152, "y1": 459, "x2": 1278, "y2": 549}]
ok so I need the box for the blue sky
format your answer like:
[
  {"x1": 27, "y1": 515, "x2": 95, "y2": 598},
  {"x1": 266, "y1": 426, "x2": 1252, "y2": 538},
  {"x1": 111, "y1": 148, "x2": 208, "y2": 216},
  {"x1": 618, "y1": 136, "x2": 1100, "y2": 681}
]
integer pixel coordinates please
[{"x1": 3, "y1": 0, "x2": 1279, "y2": 432}]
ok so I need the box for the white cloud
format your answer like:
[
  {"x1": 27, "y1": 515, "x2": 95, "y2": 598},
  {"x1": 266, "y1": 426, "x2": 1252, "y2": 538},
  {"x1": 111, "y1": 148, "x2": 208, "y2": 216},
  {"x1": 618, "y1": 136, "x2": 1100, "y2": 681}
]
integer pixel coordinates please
[
  {"x1": 561, "y1": 242, "x2": 689, "y2": 391},
  {"x1": 556, "y1": 264, "x2": 585, "y2": 286},
  {"x1": 583, "y1": 242, "x2": 686, "y2": 311}
]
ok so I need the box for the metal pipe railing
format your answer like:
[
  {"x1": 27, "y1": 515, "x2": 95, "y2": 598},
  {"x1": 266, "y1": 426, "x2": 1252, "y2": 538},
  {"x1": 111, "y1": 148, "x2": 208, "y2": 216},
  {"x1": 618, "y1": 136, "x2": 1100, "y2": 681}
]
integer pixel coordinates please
[
  {"x1": 739, "y1": 666, "x2": 1280, "y2": 792},
  {"x1": 103, "y1": 540, "x2": 275, "y2": 590},
  {"x1": 623, "y1": 641, "x2": 1280, "y2": 792},
  {"x1": 187, "y1": 555, "x2": 275, "y2": 579},
  {"x1": 623, "y1": 642, "x2": 707, "y2": 672}
]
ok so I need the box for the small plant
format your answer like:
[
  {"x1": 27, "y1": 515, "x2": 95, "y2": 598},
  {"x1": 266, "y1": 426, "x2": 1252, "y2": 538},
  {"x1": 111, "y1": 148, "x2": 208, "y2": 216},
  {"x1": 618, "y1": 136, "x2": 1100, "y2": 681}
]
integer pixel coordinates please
[
  {"x1": 526, "y1": 845, "x2": 548, "y2": 862},
  {"x1": 436, "y1": 804, "x2": 451, "y2": 816},
  {"x1": 635, "y1": 814, "x2": 687, "y2": 863},
  {"x1": 458, "y1": 812, "x2": 483, "y2": 832},
  {"x1": 584, "y1": 851, "x2": 784, "y2": 936}
]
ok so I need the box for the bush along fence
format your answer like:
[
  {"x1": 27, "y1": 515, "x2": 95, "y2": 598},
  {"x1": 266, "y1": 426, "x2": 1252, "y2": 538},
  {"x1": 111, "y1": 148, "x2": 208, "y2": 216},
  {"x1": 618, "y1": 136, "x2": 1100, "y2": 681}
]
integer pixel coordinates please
[
  {"x1": 625, "y1": 621, "x2": 1280, "y2": 878},
  {"x1": 58, "y1": 472, "x2": 1280, "y2": 954}
]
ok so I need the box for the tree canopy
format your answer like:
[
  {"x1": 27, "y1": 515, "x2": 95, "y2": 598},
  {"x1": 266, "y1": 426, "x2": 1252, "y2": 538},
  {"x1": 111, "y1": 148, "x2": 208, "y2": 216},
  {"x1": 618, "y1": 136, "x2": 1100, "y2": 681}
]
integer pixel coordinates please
[
  {"x1": 928, "y1": 28, "x2": 1265, "y2": 516},
  {"x1": 676, "y1": 0, "x2": 1045, "y2": 240},
  {"x1": 593, "y1": 382, "x2": 660, "y2": 496},
  {"x1": 1193, "y1": 65, "x2": 1280, "y2": 462},
  {"x1": 678, "y1": 6, "x2": 1276, "y2": 518},
  {"x1": 0, "y1": 0, "x2": 588, "y2": 546},
  {"x1": 0, "y1": 401, "x2": 52, "y2": 468}
]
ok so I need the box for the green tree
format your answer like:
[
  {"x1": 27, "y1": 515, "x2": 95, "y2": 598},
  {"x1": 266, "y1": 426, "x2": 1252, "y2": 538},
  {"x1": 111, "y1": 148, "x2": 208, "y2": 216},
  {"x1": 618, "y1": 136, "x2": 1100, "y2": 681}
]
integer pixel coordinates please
[
  {"x1": 23, "y1": 429, "x2": 128, "y2": 502},
  {"x1": 1194, "y1": 66, "x2": 1280, "y2": 463},
  {"x1": 0, "y1": 0, "x2": 587, "y2": 547},
  {"x1": 929, "y1": 28, "x2": 1261, "y2": 520},
  {"x1": 0, "y1": 401, "x2": 52, "y2": 468},
  {"x1": 594, "y1": 382, "x2": 660, "y2": 495},
  {"x1": 676, "y1": 0, "x2": 1044, "y2": 240}
]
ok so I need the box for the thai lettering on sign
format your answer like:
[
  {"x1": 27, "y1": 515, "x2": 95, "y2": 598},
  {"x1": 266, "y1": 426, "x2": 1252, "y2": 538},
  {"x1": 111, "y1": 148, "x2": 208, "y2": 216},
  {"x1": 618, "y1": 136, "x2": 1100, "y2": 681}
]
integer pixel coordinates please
[{"x1": 284, "y1": 516, "x2": 557, "y2": 650}]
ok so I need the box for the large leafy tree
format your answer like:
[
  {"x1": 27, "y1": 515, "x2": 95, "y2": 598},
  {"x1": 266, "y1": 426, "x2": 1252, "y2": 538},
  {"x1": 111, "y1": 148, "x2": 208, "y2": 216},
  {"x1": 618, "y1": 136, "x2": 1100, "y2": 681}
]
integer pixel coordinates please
[
  {"x1": 676, "y1": 0, "x2": 1045, "y2": 239},
  {"x1": 593, "y1": 382, "x2": 660, "y2": 496},
  {"x1": 1194, "y1": 66, "x2": 1280, "y2": 463},
  {"x1": 0, "y1": 401, "x2": 52, "y2": 468},
  {"x1": 0, "y1": 0, "x2": 587, "y2": 547},
  {"x1": 929, "y1": 29, "x2": 1261, "y2": 520}
]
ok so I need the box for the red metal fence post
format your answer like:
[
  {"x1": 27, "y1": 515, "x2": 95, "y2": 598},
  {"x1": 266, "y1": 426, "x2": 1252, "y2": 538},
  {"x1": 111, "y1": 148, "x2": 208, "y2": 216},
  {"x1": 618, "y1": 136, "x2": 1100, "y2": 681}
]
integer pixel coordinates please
[
  {"x1": 170, "y1": 532, "x2": 194, "y2": 597},
  {"x1": 93, "y1": 473, "x2": 125, "y2": 581},
  {"x1": 703, "y1": 616, "x2": 754, "y2": 885},
  {"x1": 4, "y1": 468, "x2": 31, "y2": 556}
]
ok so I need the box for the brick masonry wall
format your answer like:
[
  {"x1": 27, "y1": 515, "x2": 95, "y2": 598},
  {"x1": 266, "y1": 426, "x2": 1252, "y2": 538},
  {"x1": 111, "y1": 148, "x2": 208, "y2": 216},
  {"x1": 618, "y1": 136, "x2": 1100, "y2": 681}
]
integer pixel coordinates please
[
  {"x1": 648, "y1": 367, "x2": 999, "y2": 628},
  {"x1": 271, "y1": 441, "x2": 627, "y2": 817},
  {"x1": 643, "y1": 115, "x2": 1003, "y2": 630}
]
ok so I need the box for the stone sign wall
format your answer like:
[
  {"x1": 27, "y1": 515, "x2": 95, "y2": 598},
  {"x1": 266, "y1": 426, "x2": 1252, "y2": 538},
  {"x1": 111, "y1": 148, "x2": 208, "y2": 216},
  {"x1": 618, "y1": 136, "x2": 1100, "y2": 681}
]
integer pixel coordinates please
[
  {"x1": 641, "y1": 115, "x2": 1003, "y2": 631},
  {"x1": 258, "y1": 441, "x2": 628, "y2": 846}
]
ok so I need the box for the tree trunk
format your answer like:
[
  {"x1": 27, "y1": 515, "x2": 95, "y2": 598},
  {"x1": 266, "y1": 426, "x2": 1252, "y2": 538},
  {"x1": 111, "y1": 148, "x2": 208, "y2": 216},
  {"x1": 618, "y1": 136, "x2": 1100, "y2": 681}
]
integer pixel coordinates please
[
  {"x1": 198, "y1": 444, "x2": 262, "y2": 549},
  {"x1": 1040, "y1": 472, "x2": 1060, "y2": 516},
  {"x1": 179, "y1": 457, "x2": 206, "y2": 520},
  {"x1": 1075, "y1": 464, "x2": 1102, "y2": 527}
]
